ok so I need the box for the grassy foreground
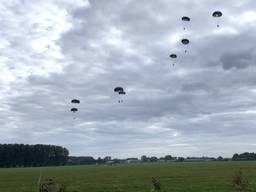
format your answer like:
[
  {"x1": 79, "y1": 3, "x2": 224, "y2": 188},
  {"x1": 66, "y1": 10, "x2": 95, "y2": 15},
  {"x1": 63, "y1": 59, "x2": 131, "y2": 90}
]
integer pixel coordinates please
[{"x1": 0, "y1": 161, "x2": 256, "y2": 192}]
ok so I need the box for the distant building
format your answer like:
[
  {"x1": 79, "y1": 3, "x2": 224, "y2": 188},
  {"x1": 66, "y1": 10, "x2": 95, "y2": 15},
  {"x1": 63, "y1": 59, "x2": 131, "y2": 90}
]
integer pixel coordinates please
[
  {"x1": 165, "y1": 160, "x2": 177, "y2": 163},
  {"x1": 157, "y1": 159, "x2": 166, "y2": 163},
  {"x1": 105, "y1": 161, "x2": 115, "y2": 165},
  {"x1": 126, "y1": 158, "x2": 141, "y2": 164}
]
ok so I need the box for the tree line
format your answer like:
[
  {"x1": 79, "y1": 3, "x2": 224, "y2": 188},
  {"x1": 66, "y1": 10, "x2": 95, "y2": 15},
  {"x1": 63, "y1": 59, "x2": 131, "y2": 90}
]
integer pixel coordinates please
[
  {"x1": 68, "y1": 153, "x2": 256, "y2": 165},
  {"x1": 0, "y1": 144, "x2": 69, "y2": 168},
  {"x1": 232, "y1": 152, "x2": 256, "y2": 161},
  {"x1": 67, "y1": 155, "x2": 219, "y2": 165}
]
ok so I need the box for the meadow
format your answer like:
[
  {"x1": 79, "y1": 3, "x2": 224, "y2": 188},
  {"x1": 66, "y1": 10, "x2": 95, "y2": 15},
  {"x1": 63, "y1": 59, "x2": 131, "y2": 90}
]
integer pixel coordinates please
[{"x1": 0, "y1": 161, "x2": 256, "y2": 192}]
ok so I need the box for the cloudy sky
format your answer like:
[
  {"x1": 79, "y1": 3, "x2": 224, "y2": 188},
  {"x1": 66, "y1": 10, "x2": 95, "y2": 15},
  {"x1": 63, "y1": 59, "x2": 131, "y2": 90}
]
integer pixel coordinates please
[{"x1": 1, "y1": 0, "x2": 256, "y2": 158}]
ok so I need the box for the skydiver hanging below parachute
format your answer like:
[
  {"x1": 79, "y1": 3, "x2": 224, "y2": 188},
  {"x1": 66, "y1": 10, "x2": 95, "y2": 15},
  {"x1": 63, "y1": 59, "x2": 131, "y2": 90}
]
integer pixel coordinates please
[
  {"x1": 181, "y1": 16, "x2": 191, "y2": 30},
  {"x1": 169, "y1": 54, "x2": 177, "y2": 67},
  {"x1": 212, "y1": 11, "x2": 223, "y2": 28},
  {"x1": 70, "y1": 108, "x2": 78, "y2": 119},
  {"x1": 114, "y1": 87, "x2": 126, "y2": 103},
  {"x1": 181, "y1": 38, "x2": 190, "y2": 53}
]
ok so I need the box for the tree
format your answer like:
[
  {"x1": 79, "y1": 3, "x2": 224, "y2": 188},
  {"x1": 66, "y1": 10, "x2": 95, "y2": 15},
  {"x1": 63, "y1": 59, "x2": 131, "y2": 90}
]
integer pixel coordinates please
[
  {"x1": 232, "y1": 153, "x2": 239, "y2": 161},
  {"x1": 103, "y1": 156, "x2": 111, "y2": 163},
  {"x1": 150, "y1": 157, "x2": 158, "y2": 162},
  {"x1": 97, "y1": 157, "x2": 103, "y2": 164},
  {"x1": 164, "y1": 155, "x2": 173, "y2": 161},
  {"x1": 141, "y1": 155, "x2": 148, "y2": 162}
]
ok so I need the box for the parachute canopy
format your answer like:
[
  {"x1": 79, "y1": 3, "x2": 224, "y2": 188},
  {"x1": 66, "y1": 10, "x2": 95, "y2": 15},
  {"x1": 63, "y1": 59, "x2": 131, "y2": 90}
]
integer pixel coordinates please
[
  {"x1": 71, "y1": 99, "x2": 80, "y2": 104},
  {"x1": 181, "y1": 39, "x2": 190, "y2": 45},
  {"x1": 182, "y1": 16, "x2": 190, "y2": 21},
  {"x1": 169, "y1": 54, "x2": 177, "y2": 58},
  {"x1": 212, "y1": 11, "x2": 222, "y2": 17},
  {"x1": 114, "y1": 87, "x2": 124, "y2": 93},
  {"x1": 70, "y1": 108, "x2": 78, "y2": 113},
  {"x1": 119, "y1": 91, "x2": 126, "y2": 95}
]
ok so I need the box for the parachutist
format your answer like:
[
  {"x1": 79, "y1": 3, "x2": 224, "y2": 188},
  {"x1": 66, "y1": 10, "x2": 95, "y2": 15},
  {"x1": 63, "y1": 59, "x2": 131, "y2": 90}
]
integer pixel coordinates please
[
  {"x1": 212, "y1": 11, "x2": 222, "y2": 28},
  {"x1": 181, "y1": 16, "x2": 190, "y2": 30}
]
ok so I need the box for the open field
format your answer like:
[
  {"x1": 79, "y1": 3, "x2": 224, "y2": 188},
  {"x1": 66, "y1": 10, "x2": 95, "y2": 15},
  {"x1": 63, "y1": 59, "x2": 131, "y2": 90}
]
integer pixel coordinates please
[{"x1": 0, "y1": 161, "x2": 256, "y2": 192}]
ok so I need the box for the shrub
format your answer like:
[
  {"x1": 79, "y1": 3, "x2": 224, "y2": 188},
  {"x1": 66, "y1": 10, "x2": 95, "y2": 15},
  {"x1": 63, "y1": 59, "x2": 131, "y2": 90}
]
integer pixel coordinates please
[
  {"x1": 232, "y1": 170, "x2": 251, "y2": 192},
  {"x1": 38, "y1": 177, "x2": 67, "y2": 192},
  {"x1": 151, "y1": 177, "x2": 161, "y2": 192}
]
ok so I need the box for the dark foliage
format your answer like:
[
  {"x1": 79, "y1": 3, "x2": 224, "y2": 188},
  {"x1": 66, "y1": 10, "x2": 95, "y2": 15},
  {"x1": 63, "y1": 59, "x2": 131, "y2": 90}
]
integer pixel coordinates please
[
  {"x1": 39, "y1": 177, "x2": 67, "y2": 192},
  {"x1": 232, "y1": 170, "x2": 251, "y2": 192},
  {"x1": 0, "y1": 144, "x2": 69, "y2": 168},
  {"x1": 232, "y1": 153, "x2": 256, "y2": 161},
  {"x1": 151, "y1": 177, "x2": 161, "y2": 191}
]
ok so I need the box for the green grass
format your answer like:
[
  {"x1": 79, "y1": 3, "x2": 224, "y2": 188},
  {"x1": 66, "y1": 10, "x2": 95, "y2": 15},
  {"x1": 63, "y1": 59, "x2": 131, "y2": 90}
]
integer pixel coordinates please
[{"x1": 0, "y1": 161, "x2": 256, "y2": 192}]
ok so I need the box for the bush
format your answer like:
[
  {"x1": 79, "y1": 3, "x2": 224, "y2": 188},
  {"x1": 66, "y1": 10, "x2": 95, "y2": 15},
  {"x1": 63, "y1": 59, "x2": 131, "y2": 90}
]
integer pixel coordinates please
[
  {"x1": 38, "y1": 177, "x2": 67, "y2": 192},
  {"x1": 232, "y1": 170, "x2": 251, "y2": 192},
  {"x1": 151, "y1": 177, "x2": 161, "y2": 192}
]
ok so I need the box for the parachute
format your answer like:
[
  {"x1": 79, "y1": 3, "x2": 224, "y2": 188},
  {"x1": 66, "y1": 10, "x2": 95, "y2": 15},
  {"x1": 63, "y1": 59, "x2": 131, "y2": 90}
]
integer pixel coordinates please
[
  {"x1": 182, "y1": 16, "x2": 190, "y2": 21},
  {"x1": 119, "y1": 91, "x2": 126, "y2": 95},
  {"x1": 212, "y1": 11, "x2": 222, "y2": 17},
  {"x1": 71, "y1": 99, "x2": 80, "y2": 104},
  {"x1": 114, "y1": 87, "x2": 124, "y2": 93},
  {"x1": 169, "y1": 54, "x2": 177, "y2": 58},
  {"x1": 212, "y1": 11, "x2": 222, "y2": 27},
  {"x1": 70, "y1": 108, "x2": 78, "y2": 112},
  {"x1": 181, "y1": 39, "x2": 190, "y2": 45}
]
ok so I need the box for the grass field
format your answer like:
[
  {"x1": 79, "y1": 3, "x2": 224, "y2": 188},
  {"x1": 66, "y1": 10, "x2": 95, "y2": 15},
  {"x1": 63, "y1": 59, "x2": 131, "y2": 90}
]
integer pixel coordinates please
[{"x1": 0, "y1": 161, "x2": 256, "y2": 192}]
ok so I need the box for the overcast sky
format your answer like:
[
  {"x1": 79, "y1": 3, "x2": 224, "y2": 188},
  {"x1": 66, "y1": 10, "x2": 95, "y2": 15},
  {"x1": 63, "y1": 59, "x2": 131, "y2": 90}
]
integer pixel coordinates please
[{"x1": 1, "y1": 0, "x2": 256, "y2": 158}]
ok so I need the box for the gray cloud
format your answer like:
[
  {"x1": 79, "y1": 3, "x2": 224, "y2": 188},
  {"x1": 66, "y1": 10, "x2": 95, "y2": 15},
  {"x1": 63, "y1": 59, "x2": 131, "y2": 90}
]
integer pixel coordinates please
[{"x1": 221, "y1": 52, "x2": 255, "y2": 70}]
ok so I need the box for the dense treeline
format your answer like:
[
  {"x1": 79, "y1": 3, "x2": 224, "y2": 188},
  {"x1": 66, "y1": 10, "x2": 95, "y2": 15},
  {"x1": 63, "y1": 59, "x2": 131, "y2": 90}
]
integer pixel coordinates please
[
  {"x1": 0, "y1": 144, "x2": 69, "y2": 168},
  {"x1": 232, "y1": 152, "x2": 256, "y2": 161}
]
